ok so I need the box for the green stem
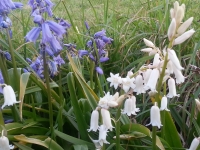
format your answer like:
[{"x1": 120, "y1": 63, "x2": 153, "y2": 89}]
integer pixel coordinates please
[
  {"x1": 115, "y1": 105, "x2": 121, "y2": 150},
  {"x1": 96, "y1": 73, "x2": 104, "y2": 96},
  {"x1": 89, "y1": 60, "x2": 94, "y2": 89},
  {"x1": 42, "y1": 50, "x2": 54, "y2": 139},
  {"x1": 155, "y1": 53, "x2": 168, "y2": 105},
  {"x1": 6, "y1": 29, "x2": 19, "y2": 90},
  {"x1": 58, "y1": 66, "x2": 63, "y2": 132},
  {"x1": 152, "y1": 126, "x2": 157, "y2": 150},
  {"x1": 0, "y1": 109, "x2": 5, "y2": 127}
]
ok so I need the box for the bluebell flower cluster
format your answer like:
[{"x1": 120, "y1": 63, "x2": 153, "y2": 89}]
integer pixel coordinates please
[
  {"x1": 25, "y1": 0, "x2": 70, "y2": 78},
  {"x1": 0, "y1": 0, "x2": 23, "y2": 36},
  {"x1": 86, "y1": 29, "x2": 113, "y2": 74}
]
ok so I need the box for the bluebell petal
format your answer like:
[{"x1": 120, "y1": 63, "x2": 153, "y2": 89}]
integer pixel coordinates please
[
  {"x1": 100, "y1": 57, "x2": 109, "y2": 63},
  {"x1": 78, "y1": 50, "x2": 89, "y2": 58},
  {"x1": 94, "y1": 29, "x2": 106, "y2": 38},
  {"x1": 46, "y1": 21, "x2": 66, "y2": 37},
  {"x1": 25, "y1": 27, "x2": 41, "y2": 42},
  {"x1": 42, "y1": 23, "x2": 53, "y2": 43},
  {"x1": 96, "y1": 66, "x2": 103, "y2": 74}
]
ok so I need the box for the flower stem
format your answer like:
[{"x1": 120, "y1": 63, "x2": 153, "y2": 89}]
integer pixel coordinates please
[
  {"x1": 152, "y1": 126, "x2": 157, "y2": 150},
  {"x1": 95, "y1": 72, "x2": 104, "y2": 96},
  {"x1": 42, "y1": 49, "x2": 54, "y2": 139},
  {"x1": 115, "y1": 105, "x2": 121, "y2": 150},
  {"x1": 0, "y1": 108, "x2": 5, "y2": 127}
]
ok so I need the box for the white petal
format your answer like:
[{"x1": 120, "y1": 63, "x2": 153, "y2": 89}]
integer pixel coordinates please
[
  {"x1": 188, "y1": 137, "x2": 199, "y2": 150},
  {"x1": 173, "y1": 65, "x2": 185, "y2": 84},
  {"x1": 153, "y1": 53, "x2": 160, "y2": 67}
]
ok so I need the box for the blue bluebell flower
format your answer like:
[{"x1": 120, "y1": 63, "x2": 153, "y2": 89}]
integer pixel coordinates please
[
  {"x1": 53, "y1": 55, "x2": 65, "y2": 66},
  {"x1": 25, "y1": 27, "x2": 41, "y2": 42},
  {"x1": 78, "y1": 50, "x2": 89, "y2": 58},
  {"x1": 4, "y1": 52, "x2": 11, "y2": 61},
  {"x1": 95, "y1": 66, "x2": 103, "y2": 75}
]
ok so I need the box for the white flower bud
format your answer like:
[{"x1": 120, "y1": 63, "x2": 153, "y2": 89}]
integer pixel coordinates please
[
  {"x1": 143, "y1": 38, "x2": 155, "y2": 48},
  {"x1": 174, "y1": 29, "x2": 195, "y2": 45},
  {"x1": 170, "y1": 8, "x2": 175, "y2": 18},
  {"x1": 88, "y1": 110, "x2": 99, "y2": 132},
  {"x1": 146, "y1": 102, "x2": 162, "y2": 128},
  {"x1": 167, "y1": 78, "x2": 180, "y2": 98},
  {"x1": 188, "y1": 137, "x2": 199, "y2": 150},
  {"x1": 177, "y1": 17, "x2": 194, "y2": 35},
  {"x1": 101, "y1": 109, "x2": 114, "y2": 131},
  {"x1": 168, "y1": 49, "x2": 184, "y2": 70},
  {"x1": 168, "y1": 18, "x2": 176, "y2": 41},
  {"x1": 141, "y1": 48, "x2": 153, "y2": 52},
  {"x1": 175, "y1": 7, "x2": 184, "y2": 26},
  {"x1": 160, "y1": 96, "x2": 170, "y2": 111},
  {"x1": 2, "y1": 85, "x2": 20, "y2": 109}
]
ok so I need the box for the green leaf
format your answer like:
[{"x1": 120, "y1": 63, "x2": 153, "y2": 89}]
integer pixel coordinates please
[
  {"x1": 67, "y1": 72, "x2": 90, "y2": 141},
  {"x1": 54, "y1": 130, "x2": 95, "y2": 149},
  {"x1": 121, "y1": 124, "x2": 165, "y2": 150},
  {"x1": 73, "y1": 145, "x2": 88, "y2": 150},
  {"x1": 163, "y1": 112, "x2": 183, "y2": 148},
  {"x1": 14, "y1": 142, "x2": 34, "y2": 150},
  {"x1": 14, "y1": 134, "x2": 64, "y2": 150},
  {"x1": 67, "y1": 53, "x2": 97, "y2": 109}
]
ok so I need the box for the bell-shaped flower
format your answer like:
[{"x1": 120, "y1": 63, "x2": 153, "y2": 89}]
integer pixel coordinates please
[
  {"x1": 88, "y1": 110, "x2": 99, "y2": 132},
  {"x1": 160, "y1": 96, "x2": 170, "y2": 111},
  {"x1": 121, "y1": 77, "x2": 135, "y2": 93},
  {"x1": 2, "y1": 85, "x2": 20, "y2": 109},
  {"x1": 174, "y1": 29, "x2": 195, "y2": 45},
  {"x1": 46, "y1": 20, "x2": 66, "y2": 37},
  {"x1": 25, "y1": 27, "x2": 41, "y2": 42},
  {"x1": 107, "y1": 73, "x2": 122, "y2": 90},
  {"x1": 188, "y1": 137, "x2": 199, "y2": 150},
  {"x1": 145, "y1": 68, "x2": 159, "y2": 92},
  {"x1": 141, "y1": 48, "x2": 157, "y2": 56},
  {"x1": 0, "y1": 133, "x2": 14, "y2": 150},
  {"x1": 127, "y1": 70, "x2": 133, "y2": 78},
  {"x1": 101, "y1": 109, "x2": 114, "y2": 131},
  {"x1": 42, "y1": 22, "x2": 53, "y2": 43},
  {"x1": 172, "y1": 65, "x2": 185, "y2": 84},
  {"x1": 134, "y1": 74, "x2": 146, "y2": 95},
  {"x1": 146, "y1": 102, "x2": 162, "y2": 128},
  {"x1": 166, "y1": 60, "x2": 174, "y2": 74},
  {"x1": 167, "y1": 49, "x2": 184, "y2": 70},
  {"x1": 122, "y1": 96, "x2": 140, "y2": 116},
  {"x1": 177, "y1": 17, "x2": 194, "y2": 35},
  {"x1": 143, "y1": 69, "x2": 152, "y2": 84},
  {"x1": 152, "y1": 53, "x2": 160, "y2": 67},
  {"x1": 98, "y1": 92, "x2": 118, "y2": 109},
  {"x1": 143, "y1": 38, "x2": 155, "y2": 48},
  {"x1": 167, "y1": 78, "x2": 180, "y2": 98},
  {"x1": 98, "y1": 125, "x2": 109, "y2": 146}
]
